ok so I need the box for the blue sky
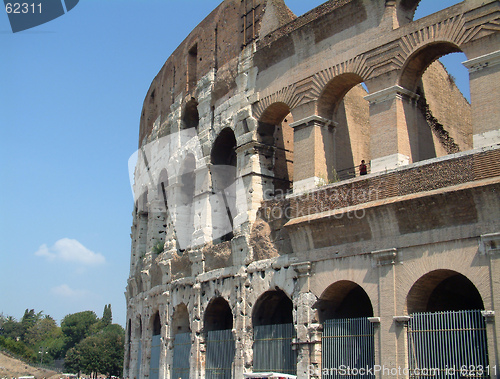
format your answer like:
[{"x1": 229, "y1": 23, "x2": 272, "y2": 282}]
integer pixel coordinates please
[{"x1": 0, "y1": 0, "x2": 466, "y2": 327}]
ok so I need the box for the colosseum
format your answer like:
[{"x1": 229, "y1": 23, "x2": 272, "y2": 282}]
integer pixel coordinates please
[{"x1": 124, "y1": 0, "x2": 500, "y2": 378}]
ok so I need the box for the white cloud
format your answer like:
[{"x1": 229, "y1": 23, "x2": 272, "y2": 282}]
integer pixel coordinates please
[
  {"x1": 35, "y1": 238, "x2": 106, "y2": 266},
  {"x1": 51, "y1": 284, "x2": 90, "y2": 299}
]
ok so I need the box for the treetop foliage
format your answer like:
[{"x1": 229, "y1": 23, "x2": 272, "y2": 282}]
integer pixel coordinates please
[{"x1": 0, "y1": 305, "x2": 124, "y2": 378}]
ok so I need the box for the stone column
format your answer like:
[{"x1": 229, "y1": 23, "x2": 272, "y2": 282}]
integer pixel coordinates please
[
  {"x1": 364, "y1": 86, "x2": 419, "y2": 173},
  {"x1": 292, "y1": 262, "x2": 320, "y2": 378},
  {"x1": 480, "y1": 233, "x2": 500, "y2": 375},
  {"x1": 371, "y1": 248, "x2": 402, "y2": 379},
  {"x1": 290, "y1": 115, "x2": 335, "y2": 193},
  {"x1": 463, "y1": 50, "x2": 500, "y2": 149}
]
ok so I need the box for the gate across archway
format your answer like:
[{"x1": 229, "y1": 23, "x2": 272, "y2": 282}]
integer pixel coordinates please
[
  {"x1": 408, "y1": 310, "x2": 489, "y2": 378},
  {"x1": 206, "y1": 329, "x2": 235, "y2": 379},
  {"x1": 321, "y1": 317, "x2": 375, "y2": 379},
  {"x1": 172, "y1": 332, "x2": 191, "y2": 379},
  {"x1": 253, "y1": 323, "x2": 297, "y2": 375}
]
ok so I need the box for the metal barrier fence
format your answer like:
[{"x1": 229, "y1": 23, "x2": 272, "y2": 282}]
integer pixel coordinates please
[
  {"x1": 206, "y1": 329, "x2": 235, "y2": 379},
  {"x1": 253, "y1": 323, "x2": 297, "y2": 375},
  {"x1": 408, "y1": 310, "x2": 489, "y2": 378},
  {"x1": 172, "y1": 332, "x2": 191, "y2": 379},
  {"x1": 322, "y1": 317, "x2": 375, "y2": 379},
  {"x1": 149, "y1": 334, "x2": 161, "y2": 379}
]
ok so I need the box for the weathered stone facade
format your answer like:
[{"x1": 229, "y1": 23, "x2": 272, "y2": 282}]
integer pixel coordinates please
[{"x1": 125, "y1": 0, "x2": 500, "y2": 378}]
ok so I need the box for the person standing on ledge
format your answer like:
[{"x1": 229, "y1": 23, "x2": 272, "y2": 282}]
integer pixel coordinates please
[{"x1": 359, "y1": 160, "x2": 367, "y2": 176}]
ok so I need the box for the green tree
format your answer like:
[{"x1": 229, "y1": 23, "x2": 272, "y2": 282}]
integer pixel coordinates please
[
  {"x1": 102, "y1": 304, "x2": 112, "y2": 327},
  {"x1": 64, "y1": 324, "x2": 125, "y2": 378},
  {"x1": 61, "y1": 311, "x2": 98, "y2": 351}
]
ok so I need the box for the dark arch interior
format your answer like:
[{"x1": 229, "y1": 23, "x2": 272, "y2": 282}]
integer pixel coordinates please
[
  {"x1": 211, "y1": 128, "x2": 236, "y2": 167},
  {"x1": 253, "y1": 289, "x2": 293, "y2": 327},
  {"x1": 172, "y1": 304, "x2": 191, "y2": 336},
  {"x1": 258, "y1": 103, "x2": 293, "y2": 194},
  {"x1": 317, "y1": 73, "x2": 364, "y2": 118},
  {"x1": 408, "y1": 270, "x2": 484, "y2": 314},
  {"x1": 204, "y1": 297, "x2": 233, "y2": 332},
  {"x1": 152, "y1": 312, "x2": 161, "y2": 336},
  {"x1": 182, "y1": 99, "x2": 199, "y2": 129},
  {"x1": 316, "y1": 281, "x2": 374, "y2": 323},
  {"x1": 400, "y1": 42, "x2": 462, "y2": 92}
]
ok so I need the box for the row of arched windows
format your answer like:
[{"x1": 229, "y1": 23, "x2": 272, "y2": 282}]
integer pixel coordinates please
[{"x1": 126, "y1": 269, "x2": 489, "y2": 378}]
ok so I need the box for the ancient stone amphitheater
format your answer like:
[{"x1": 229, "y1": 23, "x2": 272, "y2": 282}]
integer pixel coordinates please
[{"x1": 124, "y1": 0, "x2": 500, "y2": 378}]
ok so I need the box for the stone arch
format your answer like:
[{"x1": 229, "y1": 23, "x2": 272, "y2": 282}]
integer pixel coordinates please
[
  {"x1": 151, "y1": 311, "x2": 161, "y2": 336},
  {"x1": 399, "y1": 41, "x2": 463, "y2": 93},
  {"x1": 211, "y1": 128, "x2": 237, "y2": 243},
  {"x1": 172, "y1": 303, "x2": 191, "y2": 336},
  {"x1": 406, "y1": 269, "x2": 484, "y2": 314},
  {"x1": 257, "y1": 102, "x2": 294, "y2": 194},
  {"x1": 398, "y1": 41, "x2": 472, "y2": 161},
  {"x1": 252, "y1": 288, "x2": 293, "y2": 327},
  {"x1": 317, "y1": 73, "x2": 371, "y2": 179},
  {"x1": 316, "y1": 280, "x2": 374, "y2": 323},
  {"x1": 182, "y1": 98, "x2": 199, "y2": 130},
  {"x1": 317, "y1": 73, "x2": 365, "y2": 118},
  {"x1": 204, "y1": 296, "x2": 233, "y2": 332}
]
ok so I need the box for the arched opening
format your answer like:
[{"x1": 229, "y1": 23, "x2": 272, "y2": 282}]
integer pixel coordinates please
[
  {"x1": 150, "y1": 312, "x2": 161, "y2": 379},
  {"x1": 252, "y1": 289, "x2": 296, "y2": 374},
  {"x1": 400, "y1": 43, "x2": 472, "y2": 162},
  {"x1": 211, "y1": 128, "x2": 237, "y2": 243},
  {"x1": 407, "y1": 269, "x2": 484, "y2": 314},
  {"x1": 317, "y1": 74, "x2": 371, "y2": 181},
  {"x1": 125, "y1": 319, "x2": 132, "y2": 372},
  {"x1": 182, "y1": 99, "x2": 199, "y2": 130},
  {"x1": 406, "y1": 270, "x2": 489, "y2": 375},
  {"x1": 171, "y1": 304, "x2": 191, "y2": 379},
  {"x1": 204, "y1": 298, "x2": 235, "y2": 379},
  {"x1": 177, "y1": 154, "x2": 196, "y2": 251},
  {"x1": 258, "y1": 103, "x2": 294, "y2": 196},
  {"x1": 395, "y1": 0, "x2": 459, "y2": 26},
  {"x1": 136, "y1": 189, "x2": 149, "y2": 269},
  {"x1": 205, "y1": 297, "x2": 233, "y2": 332},
  {"x1": 317, "y1": 281, "x2": 375, "y2": 377},
  {"x1": 316, "y1": 280, "x2": 373, "y2": 323}
]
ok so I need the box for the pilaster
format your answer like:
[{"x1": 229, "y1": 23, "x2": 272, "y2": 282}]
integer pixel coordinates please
[
  {"x1": 365, "y1": 86, "x2": 418, "y2": 173},
  {"x1": 463, "y1": 50, "x2": 500, "y2": 149},
  {"x1": 290, "y1": 115, "x2": 335, "y2": 193}
]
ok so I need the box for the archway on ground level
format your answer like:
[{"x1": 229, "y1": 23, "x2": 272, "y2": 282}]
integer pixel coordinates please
[
  {"x1": 407, "y1": 269, "x2": 484, "y2": 314},
  {"x1": 252, "y1": 289, "x2": 296, "y2": 375},
  {"x1": 204, "y1": 297, "x2": 235, "y2": 379},
  {"x1": 400, "y1": 43, "x2": 472, "y2": 162},
  {"x1": 149, "y1": 312, "x2": 161, "y2": 379},
  {"x1": 182, "y1": 99, "x2": 199, "y2": 130},
  {"x1": 317, "y1": 73, "x2": 371, "y2": 181},
  {"x1": 211, "y1": 128, "x2": 237, "y2": 243},
  {"x1": 171, "y1": 304, "x2": 191, "y2": 379},
  {"x1": 317, "y1": 281, "x2": 375, "y2": 379},
  {"x1": 258, "y1": 103, "x2": 294, "y2": 195},
  {"x1": 406, "y1": 270, "x2": 488, "y2": 376},
  {"x1": 205, "y1": 297, "x2": 233, "y2": 332},
  {"x1": 316, "y1": 280, "x2": 373, "y2": 323}
]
